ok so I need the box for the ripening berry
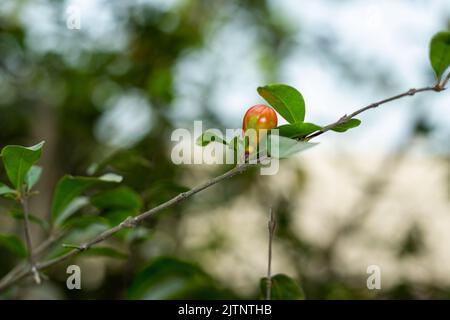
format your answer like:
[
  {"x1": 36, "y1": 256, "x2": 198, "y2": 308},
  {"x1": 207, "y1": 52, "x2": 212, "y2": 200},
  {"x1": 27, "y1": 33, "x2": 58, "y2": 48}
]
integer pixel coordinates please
[
  {"x1": 242, "y1": 104, "x2": 278, "y2": 155},
  {"x1": 242, "y1": 104, "x2": 278, "y2": 133}
]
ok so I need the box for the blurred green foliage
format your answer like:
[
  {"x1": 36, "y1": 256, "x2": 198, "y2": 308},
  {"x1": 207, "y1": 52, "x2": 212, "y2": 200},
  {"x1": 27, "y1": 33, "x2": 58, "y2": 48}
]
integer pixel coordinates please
[{"x1": 0, "y1": 0, "x2": 449, "y2": 300}]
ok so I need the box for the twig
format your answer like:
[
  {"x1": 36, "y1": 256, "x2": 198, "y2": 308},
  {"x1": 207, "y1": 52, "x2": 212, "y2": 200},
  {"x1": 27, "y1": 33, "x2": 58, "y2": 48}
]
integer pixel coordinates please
[
  {"x1": 266, "y1": 208, "x2": 276, "y2": 300},
  {"x1": 19, "y1": 190, "x2": 41, "y2": 285},
  {"x1": 0, "y1": 84, "x2": 445, "y2": 292},
  {"x1": 0, "y1": 232, "x2": 61, "y2": 289},
  {"x1": 304, "y1": 86, "x2": 442, "y2": 141},
  {"x1": 0, "y1": 163, "x2": 250, "y2": 291}
]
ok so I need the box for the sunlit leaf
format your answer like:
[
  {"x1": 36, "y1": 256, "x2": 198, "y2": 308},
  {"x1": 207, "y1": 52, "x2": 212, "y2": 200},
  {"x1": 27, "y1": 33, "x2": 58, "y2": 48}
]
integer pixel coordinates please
[
  {"x1": 429, "y1": 31, "x2": 450, "y2": 80},
  {"x1": 257, "y1": 84, "x2": 305, "y2": 124},
  {"x1": 277, "y1": 122, "x2": 321, "y2": 138},
  {"x1": 331, "y1": 118, "x2": 361, "y2": 132}
]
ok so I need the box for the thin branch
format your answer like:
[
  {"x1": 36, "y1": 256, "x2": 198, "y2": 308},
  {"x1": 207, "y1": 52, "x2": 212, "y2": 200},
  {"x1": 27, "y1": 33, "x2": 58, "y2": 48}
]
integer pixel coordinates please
[
  {"x1": 304, "y1": 86, "x2": 443, "y2": 141},
  {"x1": 0, "y1": 163, "x2": 250, "y2": 291},
  {"x1": 266, "y1": 208, "x2": 276, "y2": 300},
  {"x1": 19, "y1": 190, "x2": 41, "y2": 285},
  {"x1": 0, "y1": 84, "x2": 445, "y2": 292}
]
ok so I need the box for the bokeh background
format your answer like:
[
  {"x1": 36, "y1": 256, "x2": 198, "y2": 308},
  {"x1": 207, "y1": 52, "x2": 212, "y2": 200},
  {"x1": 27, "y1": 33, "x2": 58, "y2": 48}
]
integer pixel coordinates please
[{"x1": 0, "y1": 0, "x2": 450, "y2": 299}]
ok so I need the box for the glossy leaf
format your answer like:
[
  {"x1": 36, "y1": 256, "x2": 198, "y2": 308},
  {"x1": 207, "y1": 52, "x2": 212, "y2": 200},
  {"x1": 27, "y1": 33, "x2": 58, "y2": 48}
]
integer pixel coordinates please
[
  {"x1": 257, "y1": 84, "x2": 305, "y2": 124},
  {"x1": 260, "y1": 274, "x2": 305, "y2": 300},
  {"x1": 0, "y1": 234, "x2": 27, "y2": 258},
  {"x1": 51, "y1": 174, "x2": 123, "y2": 226},
  {"x1": 331, "y1": 118, "x2": 361, "y2": 132},
  {"x1": 277, "y1": 122, "x2": 321, "y2": 138},
  {"x1": 429, "y1": 31, "x2": 450, "y2": 80},
  {"x1": 0, "y1": 141, "x2": 45, "y2": 191}
]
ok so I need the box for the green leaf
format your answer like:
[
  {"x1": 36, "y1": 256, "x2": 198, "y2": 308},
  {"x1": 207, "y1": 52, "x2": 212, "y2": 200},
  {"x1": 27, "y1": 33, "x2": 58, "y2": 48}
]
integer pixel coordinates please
[
  {"x1": 0, "y1": 234, "x2": 27, "y2": 258},
  {"x1": 331, "y1": 118, "x2": 361, "y2": 132},
  {"x1": 25, "y1": 165, "x2": 42, "y2": 191},
  {"x1": 91, "y1": 187, "x2": 142, "y2": 211},
  {"x1": 55, "y1": 197, "x2": 90, "y2": 227},
  {"x1": 260, "y1": 274, "x2": 305, "y2": 300},
  {"x1": 0, "y1": 141, "x2": 45, "y2": 191},
  {"x1": 128, "y1": 257, "x2": 232, "y2": 299},
  {"x1": 429, "y1": 31, "x2": 450, "y2": 80},
  {"x1": 82, "y1": 246, "x2": 128, "y2": 259},
  {"x1": 62, "y1": 215, "x2": 110, "y2": 229},
  {"x1": 277, "y1": 122, "x2": 322, "y2": 138},
  {"x1": 257, "y1": 84, "x2": 305, "y2": 124},
  {"x1": 51, "y1": 174, "x2": 123, "y2": 226},
  {"x1": 196, "y1": 131, "x2": 227, "y2": 147},
  {"x1": 255, "y1": 135, "x2": 317, "y2": 160},
  {"x1": 0, "y1": 182, "x2": 16, "y2": 198}
]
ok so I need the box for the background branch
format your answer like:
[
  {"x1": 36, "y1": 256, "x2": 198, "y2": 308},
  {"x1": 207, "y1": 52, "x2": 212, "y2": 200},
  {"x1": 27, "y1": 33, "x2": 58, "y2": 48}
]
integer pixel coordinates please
[
  {"x1": 304, "y1": 86, "x2": 442, "y2": 141},
  {"x1": 19, "y1": 190, "x2": 41, "y2": 285},
  {"x1": 0, "y1": 84, "x2": 445, "y2": 292},
  {"x1": 266, "y1": 208, "x2": 276, "y2": 300}
]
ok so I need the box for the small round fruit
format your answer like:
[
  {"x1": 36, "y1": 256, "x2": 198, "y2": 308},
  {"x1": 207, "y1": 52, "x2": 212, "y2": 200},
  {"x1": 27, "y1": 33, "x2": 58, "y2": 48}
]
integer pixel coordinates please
[{"x1": 242, "y1": 104, "x2": 278, "y2": 134}]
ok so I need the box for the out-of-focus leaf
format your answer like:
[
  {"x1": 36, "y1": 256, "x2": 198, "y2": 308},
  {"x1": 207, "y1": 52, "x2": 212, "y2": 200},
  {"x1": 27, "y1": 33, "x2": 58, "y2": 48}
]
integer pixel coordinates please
[
  {"x1": 51, "y1": 174, "x2": 123, "y2": 226},
  {"x1": 91, "y1": 187, "x2": 142, "y2": 211},
  {"x1": 429, "y1": 31, "x2": 450, "y2": 80},
  {"x1": 47, "y1": 224, "x2": 109, "y2": 259},
  {"x1": 257, "y1": 84, "x2": 305, "y2": 124},
  {"x1": 0, "y1": 182, "x2": 16, "y2": 198},
  {"x1": 0, "y1": 234, "x2": 27, "y2": 258},
  {"x1": 331, "y1": 118, "x2": 361, "y2": 132},
  {"x1": 9, "y1": 208, "x2": 49, "y2": 230},
  {"x1": 128, "y1": 257, "x2": 233, "y2": 299},
  {"x1": 25, "y1": 165, "x2": 42, "y2": 191},
  {"x1": 196, "y1": 131, "x2": 227, "y2": 147},
  {"x1": 277, "y1": 122, "x2": 321, "y2": 138},
  {"x1": 54, "y1": 197, "x2": 90, "y2": 227},
  {"x1": 62, "y1": 215, "x2": 110, "y2": 229},
  {"x1": 0, "y1": 141, "x2": 45, "y2": 191},
  {"x1": 260, "y1": 274, "x2": 305, "y2": 300}
]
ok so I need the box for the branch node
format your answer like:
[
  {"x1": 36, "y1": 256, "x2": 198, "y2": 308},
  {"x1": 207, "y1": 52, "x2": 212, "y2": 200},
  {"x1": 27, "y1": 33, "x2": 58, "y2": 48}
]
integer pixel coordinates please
[
  {"x1": 433, "y1": 83, "x2": 445, "y2": 92},
  {"x1": 407, "y1": 88, "x2": 417, "y2": 96},
  {"x1": 120, "y1": 216, "x2": 138, "y2": 229}
]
